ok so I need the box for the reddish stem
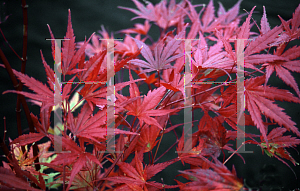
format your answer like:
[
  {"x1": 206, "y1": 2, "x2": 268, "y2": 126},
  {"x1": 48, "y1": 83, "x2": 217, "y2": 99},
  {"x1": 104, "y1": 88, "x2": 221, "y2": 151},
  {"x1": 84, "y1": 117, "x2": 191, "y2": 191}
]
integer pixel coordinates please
[
  {"x1": 162, "y1": 80, "x2": 236, "y2": 109},
  {"x1": 0, "y1": 4, "x2": 40, "y2": 172},
  {"x1": 154, "y1": 139, "x2": 179, "y2": 163},
  {"x1": 153, "y1": 128, "x2": 164, "y2": 164},
  {"x1": 63, "y1": 160, "x2": 66, "y2": 191},
  {"x1": 97, "y1": 123, "x2": 145, "y2": 187},
  {"x1": 0, "y1": 136, "x2": 13, "y2": 169},
  {"x1": 0, "y1": 28, "x2": 23, "y2": 61},
  {"x1": 0, "y1": 49, "x2": 40, "y2": 170}
]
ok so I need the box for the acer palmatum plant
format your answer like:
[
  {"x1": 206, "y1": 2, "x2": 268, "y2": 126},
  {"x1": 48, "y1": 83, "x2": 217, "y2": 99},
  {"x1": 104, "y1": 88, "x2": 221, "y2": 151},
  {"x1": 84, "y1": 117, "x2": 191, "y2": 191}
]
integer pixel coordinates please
[{"x1": 1, "y1": 0, "x2": 300, "y2": 190}]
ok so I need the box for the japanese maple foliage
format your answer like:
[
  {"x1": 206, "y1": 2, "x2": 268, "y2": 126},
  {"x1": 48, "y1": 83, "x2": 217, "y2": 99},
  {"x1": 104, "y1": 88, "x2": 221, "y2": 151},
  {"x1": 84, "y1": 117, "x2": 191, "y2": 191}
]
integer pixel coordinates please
[{"x1": 1, "y1": 0, "x2": 300, "y2": 190}]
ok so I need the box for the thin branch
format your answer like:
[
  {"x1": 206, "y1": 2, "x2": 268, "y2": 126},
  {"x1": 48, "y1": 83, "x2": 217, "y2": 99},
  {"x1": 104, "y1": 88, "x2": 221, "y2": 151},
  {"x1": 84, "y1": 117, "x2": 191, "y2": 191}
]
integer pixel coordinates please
[
  {"x1": 0, "y1": 28, "x2": 22, "y2": 61},
  {"x1": 154, "y1": 139, "x2": 179, "y2": 163},
  {"x1": 97, "y1": 123, "x2": 145, "y2": 187},
  {"x1": 162, "y1": 80, "x2": 236, "y2": 109},
  {"x1": 153, "y1": 127, "x2": 165, "y2": 163},
  {"x1": 223, "y1": 142, "x2": 245, "y2": 165},
  {"x1": 15, "y1": 0, "x2": 28, "y2": 150},
  {"x1": 0, "y1": 136, "x2": 12, "y2": 163},
  {"x1": 0, "y1": 49, "x2": 40, "y2": 171}
]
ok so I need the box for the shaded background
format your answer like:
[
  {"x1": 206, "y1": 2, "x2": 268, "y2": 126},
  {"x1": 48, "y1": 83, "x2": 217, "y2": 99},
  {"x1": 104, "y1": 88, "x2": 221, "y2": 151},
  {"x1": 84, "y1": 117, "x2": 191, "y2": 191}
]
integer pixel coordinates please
[{"x1": 0, "y1": 0, "x2": 300, "y2": 190}]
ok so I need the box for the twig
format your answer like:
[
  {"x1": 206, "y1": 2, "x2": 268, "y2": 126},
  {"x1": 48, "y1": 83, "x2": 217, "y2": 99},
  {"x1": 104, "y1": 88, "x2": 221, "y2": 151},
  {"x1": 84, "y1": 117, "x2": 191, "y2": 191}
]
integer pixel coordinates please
[
  {"x1": 153, "y1": 127, "x2": 165, "y2": 163},
  {"x1": 154, "y1": 139, "x2": 179, "y2": 163},
  {"x1": 223, "y1": 142, "x2": 245, "y2": 165},
  {"x1": 162, "y1": 80, "x2": 236, "y2": 109},
  {"x1": 97, "y1": 123, "x2": 145, "y2": 188},
  {"x1": 0, "y1": 28, "x2": 22, "y2": 61},
  {"x1": 0, "y1": 136, "x2": 13, "y2": 169},
  {"x1": 0, "y1": 50, "x2": 40, "y2": 172}
]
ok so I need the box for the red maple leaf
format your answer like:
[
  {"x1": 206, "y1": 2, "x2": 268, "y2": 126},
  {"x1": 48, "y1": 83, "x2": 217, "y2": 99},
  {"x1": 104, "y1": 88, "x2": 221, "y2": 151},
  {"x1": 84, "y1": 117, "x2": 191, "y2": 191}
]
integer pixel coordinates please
[
  {"x1": 0, "y1": 167, "x2": 44, "y2": 191},
  {"x1": 136, "y1": 123, "x2": 160, "y2": 153},
  {"x1": 257, "y1": 127, "x2": 300, "y2": 163},
  {"x1": 3, "y1": 63, "x2": 73, "y2": 112},
  {"x1": 116, "y1": 69, "x2": 178, "y2": 130},
  {"x1": 9, "y1": 105, "x2": 52, "y2": 148},
  {"x1": 77, "y1": 49, "x2": 143, "y2": 110},
  {"x1": 67, "y1": 103, "x2": 137, "y2": 143},
  {"x1": 41, "y1": 136, "x2": 103, "y2": 191},
  {"x1": 118, "y1": 20, "x2": 151, "y2": 35},
  {"x1": 128, "y1": 31, "x2": 184, "y2": 73},
  {"x1": 185, "y1": 0, "x2": 242, "y2": 34},
  {"x1": 115, "y1": 34, "x2": 142, "y2": 58},
  {"x1": 118, "y1": 0, "x2": 186, "y2": 29},
  {"x1": 263, "y1": 44, "x2": 300, "y2": 98},
  {"x1": 245, "y1": 76, "x2": 300, "y2": 146},
  {"x1": 247, "y1": 127, "x2": 300, "y2": 175},
  {"x1": 278, "y1": 4, "x2": 300, "y2": 40},
  {"x1": 161, "y1": 69, "x2": 185, "y2": 95},
  {"x1": 104, "y1": 151, "x2": 175, "y2": 190},
  {"x1": 133, "y1": 67, "x2": 157, "y2": 86},
  {"x1": 179, "y1": 157, "x2": 244, "y2": 191},
  {"x1": 47, "y1": 9, "x2": 94, "y2": 76},
  {"x1": 259, "y1": 10, "x2": 300, "y2": 99}
]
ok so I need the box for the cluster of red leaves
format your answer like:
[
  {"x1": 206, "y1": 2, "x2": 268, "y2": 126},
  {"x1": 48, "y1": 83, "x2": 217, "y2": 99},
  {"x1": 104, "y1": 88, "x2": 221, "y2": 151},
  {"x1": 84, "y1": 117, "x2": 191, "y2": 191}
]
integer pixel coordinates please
[{"x1": 1, "y1": 0, "x2": 300, "y2": 190}]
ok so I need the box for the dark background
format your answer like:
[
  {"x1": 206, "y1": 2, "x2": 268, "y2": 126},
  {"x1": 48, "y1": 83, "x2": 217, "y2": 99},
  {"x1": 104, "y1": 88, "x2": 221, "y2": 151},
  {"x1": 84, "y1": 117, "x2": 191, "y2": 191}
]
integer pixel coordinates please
[{"x1": 0, "y1": 0, "x2": 300, "y2": 190}]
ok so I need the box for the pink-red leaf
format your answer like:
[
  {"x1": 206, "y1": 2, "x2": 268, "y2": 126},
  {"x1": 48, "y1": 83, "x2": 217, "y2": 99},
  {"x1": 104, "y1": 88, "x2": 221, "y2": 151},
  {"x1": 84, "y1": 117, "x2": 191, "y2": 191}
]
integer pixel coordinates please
[
  {"x1": 260, "y1": 6, "x2": 271, "y2": 34},
  {"x1": 0, "y1": 173, "x2": 42, "y2": 191},
  {"x1": 10, "y1": 133, "x2": 45, "y2": 147},
  {"x1": 62, "y1": 9, "x2": 76, "y2": 75}
]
